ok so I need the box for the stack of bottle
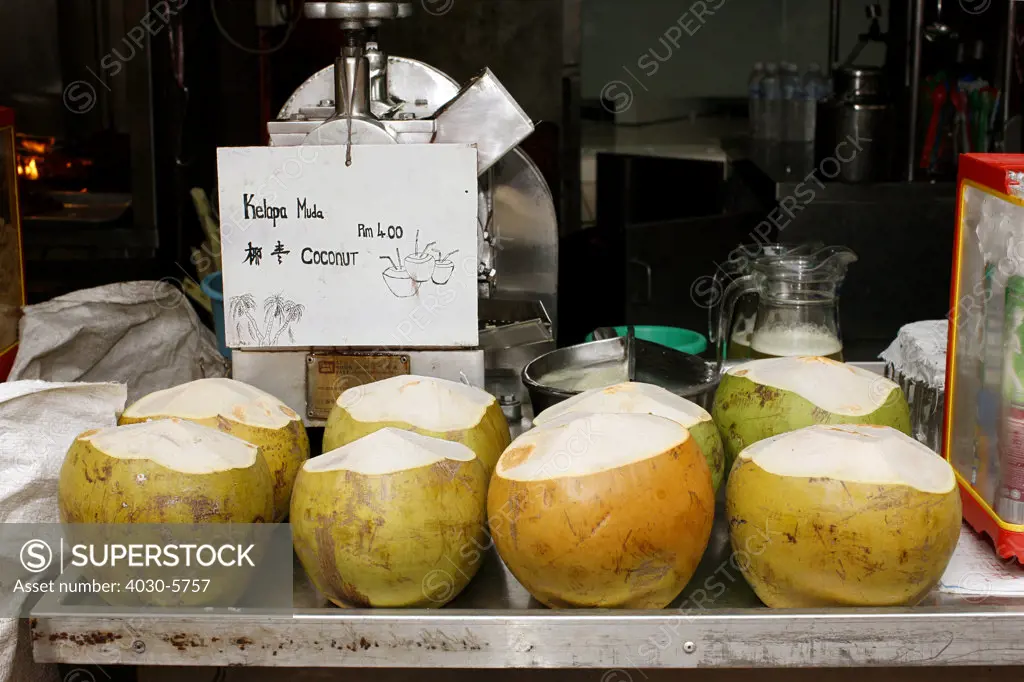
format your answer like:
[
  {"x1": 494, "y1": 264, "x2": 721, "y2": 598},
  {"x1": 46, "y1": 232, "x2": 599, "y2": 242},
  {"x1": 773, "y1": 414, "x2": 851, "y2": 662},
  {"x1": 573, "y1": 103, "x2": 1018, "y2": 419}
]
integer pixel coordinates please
[{"x1": 748, "y1": 62, "x2": 830, "y2": 142}]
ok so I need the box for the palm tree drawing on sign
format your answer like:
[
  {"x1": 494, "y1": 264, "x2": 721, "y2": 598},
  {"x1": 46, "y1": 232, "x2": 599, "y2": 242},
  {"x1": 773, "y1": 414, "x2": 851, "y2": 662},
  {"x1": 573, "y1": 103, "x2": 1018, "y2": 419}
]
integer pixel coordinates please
[
  {"x1": 230, "y1": 294, "x2": 263, "y2": 345},
  {"x1": 264, "y1": 294, "x2": 306, "y2": 345},
  {"x1": 228, "y1": 293, "x2": 305, "y2": 346}
]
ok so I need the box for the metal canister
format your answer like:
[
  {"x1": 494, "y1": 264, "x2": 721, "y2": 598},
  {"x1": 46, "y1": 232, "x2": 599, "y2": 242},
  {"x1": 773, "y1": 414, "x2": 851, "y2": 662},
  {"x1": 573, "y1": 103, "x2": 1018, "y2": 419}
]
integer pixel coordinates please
[
  {"x1": 879, "y1": 320, "x2": 947, "y2": 454},
  {"x1": 883, "y1": 364, "x2": 944, "y2": 452},
  {"x1": 815, "y1": 66, "x2": 892, "y2": 183}
]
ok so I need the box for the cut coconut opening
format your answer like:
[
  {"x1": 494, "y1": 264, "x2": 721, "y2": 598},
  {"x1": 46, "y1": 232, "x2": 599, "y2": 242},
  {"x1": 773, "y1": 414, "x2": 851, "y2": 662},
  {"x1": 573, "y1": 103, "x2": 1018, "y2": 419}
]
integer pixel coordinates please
[
  {"x1": 741, "y1": 424, "x2": 954, "y2": 494},
  {"x1": 305, "y1": 427, "x2": 476, "y2": 475},
  {"x1": 727, "y1": 356, "x2": 900, "y2": 416},
  {"x1": 533, "y1": 381, "x2": 710, "y2": 428},
  {"x1": 122, "y1": 377, "x2": 296, "y2": 429},
  {"x1": 496, "y1": 412, "x2": 688, "y2": 482},
  {"x1": 338, "y1": 375, "x2": 494, "y2": 432},
  {"x1": 83, "y1": 418, "x2": 259, "y2": 474}
]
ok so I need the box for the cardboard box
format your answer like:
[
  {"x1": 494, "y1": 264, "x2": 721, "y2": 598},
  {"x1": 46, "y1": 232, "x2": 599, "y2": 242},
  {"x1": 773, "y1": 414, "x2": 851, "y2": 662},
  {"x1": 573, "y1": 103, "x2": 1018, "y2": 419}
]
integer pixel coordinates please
[{"x1": 0, "y1": 106, "x2": 24, "y2": 380}]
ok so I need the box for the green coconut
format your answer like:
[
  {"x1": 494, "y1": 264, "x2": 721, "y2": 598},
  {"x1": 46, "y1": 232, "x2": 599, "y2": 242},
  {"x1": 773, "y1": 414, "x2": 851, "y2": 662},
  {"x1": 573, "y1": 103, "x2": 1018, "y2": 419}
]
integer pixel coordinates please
[
  {"x1": 291, "y1": 427, "x2": 488, "y2": 608},
  {"x1": 712, "y1": 356, "x2": 911, "y2": 471},
  {"x1": 322, "y1": 374, "x2": 510, "y2": 475},
  {"x1": 58, "y1": 418, "x2": 274, "y2": 607},
  {"x1": 60, "y1": 418, "x2": 273, "y2": 524},
  {"x1": 533, "y1": 381, "x2": 725, "y2": 492},
  {"x1": 726, "y1": 424, "x2": 961, "y2": 607},
  {"x1": 120, "y1": 377, "x2": 308, "y2": 522}
]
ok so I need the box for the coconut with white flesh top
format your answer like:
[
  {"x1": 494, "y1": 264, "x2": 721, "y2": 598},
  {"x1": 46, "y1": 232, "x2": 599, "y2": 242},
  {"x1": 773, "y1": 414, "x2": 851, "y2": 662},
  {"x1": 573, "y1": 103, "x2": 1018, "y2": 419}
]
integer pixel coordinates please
[
  {"x1": 58, "y1": 419, "x2": 274, "y2": 607},
  {"x1": 726, "y1": 424, "x2": 961, "y2": 607},
  {"x1": 712, "y1": 356, "x2": 911, "y2": 470},
  {"x1": 291, "y1": 427, "x2": 488, "y2": 608},
  {"x1": 323, "y1": 374, "x2": 511, "y2": 475},
  {"x1": 120, "y1": 377, "x2": 309, "y2": 522},
  {"x1": 533, "y1": 381, "x2": 726, "y2": 492},
  {"x1": 59, "y1": 418, "x2": 274, "y2": 523},
  {"x1": 488, "y1": 412, "x2": 714, "y2": 608}
]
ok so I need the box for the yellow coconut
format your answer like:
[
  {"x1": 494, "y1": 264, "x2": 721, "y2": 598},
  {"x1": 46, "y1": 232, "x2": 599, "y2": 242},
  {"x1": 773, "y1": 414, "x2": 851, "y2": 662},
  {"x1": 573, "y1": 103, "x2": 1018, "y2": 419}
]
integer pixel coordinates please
[
  {"x1": 726, "y1": 424, "x2": 961, "y2": 607},
  {"x1": 533, "y1": 381, "x2": 726, "y2": 492},
  {"x1": 58, "y1": 418, "x2": 275, "y2": 607},
  {"x1": 323, "y1": 374, "x2": 510, "y2": 475},
  {"x1": 291, "y1": 427, "x2": 488, "y2": 608},
  {"x1": 488, "y1": 412, "x2": 714, "y2": 608},
  {"x1": 120, "y1": 377, "x2": 309, "y2": 522},
  {"x1": 713, "y1": 356, "x2": 911, "y2": 471},
  {"x1": 60, "y1": 418, "x2": 273, "y2": 523}
]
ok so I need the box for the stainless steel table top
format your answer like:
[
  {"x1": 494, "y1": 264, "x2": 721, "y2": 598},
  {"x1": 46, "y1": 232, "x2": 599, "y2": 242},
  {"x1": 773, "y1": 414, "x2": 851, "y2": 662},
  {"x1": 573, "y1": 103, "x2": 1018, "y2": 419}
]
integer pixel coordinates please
[{"x1": 36, "y1": 360, "x2": 1008, "y2": 671}]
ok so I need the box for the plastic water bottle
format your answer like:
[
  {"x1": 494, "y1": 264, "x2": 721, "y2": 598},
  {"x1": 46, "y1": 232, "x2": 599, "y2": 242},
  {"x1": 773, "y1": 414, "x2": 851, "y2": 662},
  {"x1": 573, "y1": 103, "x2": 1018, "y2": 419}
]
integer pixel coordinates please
[
  {"x1": 780, "y1": 62, "x2": 802, "y2": 98},
  {"x1": 799, "y1": 63, "x2": 827, "y2": 142},
  {"x1": 781, "y1": 62, "x2": 804, "y2": 141},
  {"x1": 761, "y1": 62, "x2": 782, "y2": 141},
  {"x1": 748, "y1": 61, "x2": 765, "y2": 139},
  {"x1": 803, "y1": 62, "x2": 827, "y2": 100}
]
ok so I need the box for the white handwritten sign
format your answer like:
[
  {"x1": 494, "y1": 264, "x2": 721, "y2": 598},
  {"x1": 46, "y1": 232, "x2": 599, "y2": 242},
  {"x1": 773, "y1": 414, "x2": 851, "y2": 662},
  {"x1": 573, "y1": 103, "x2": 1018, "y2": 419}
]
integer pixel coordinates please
[{"x1": 216, "y1": 144, "x2": 479, "y2": 348}]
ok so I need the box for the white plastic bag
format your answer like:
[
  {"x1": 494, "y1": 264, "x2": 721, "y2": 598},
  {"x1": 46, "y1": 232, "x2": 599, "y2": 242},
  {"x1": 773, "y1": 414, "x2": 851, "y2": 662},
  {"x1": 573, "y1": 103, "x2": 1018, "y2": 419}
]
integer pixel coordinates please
[
  {"x1": 0, "y1": 380, "x2": 127, "y2": 682},
  {"x1": 9, "y1": 281, "x2": 228, "y2": 404}
]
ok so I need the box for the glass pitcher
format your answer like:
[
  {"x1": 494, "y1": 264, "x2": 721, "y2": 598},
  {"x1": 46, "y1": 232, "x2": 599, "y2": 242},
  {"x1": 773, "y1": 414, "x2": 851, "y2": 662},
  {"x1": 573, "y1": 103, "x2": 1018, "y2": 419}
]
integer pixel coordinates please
[
  {"x1": 708, "y1": 242, "x2": 824, "y2": 360},
  {"x1": 715, "y1": 246, "x2": 858, "y2": 362}
]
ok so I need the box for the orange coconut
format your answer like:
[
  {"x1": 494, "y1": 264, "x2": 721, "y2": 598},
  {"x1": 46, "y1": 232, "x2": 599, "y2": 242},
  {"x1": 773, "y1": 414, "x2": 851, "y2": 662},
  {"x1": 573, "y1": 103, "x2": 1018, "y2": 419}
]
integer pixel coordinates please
[{"x1": 488, "y1": 412, "x2": 714, "y2": 608}]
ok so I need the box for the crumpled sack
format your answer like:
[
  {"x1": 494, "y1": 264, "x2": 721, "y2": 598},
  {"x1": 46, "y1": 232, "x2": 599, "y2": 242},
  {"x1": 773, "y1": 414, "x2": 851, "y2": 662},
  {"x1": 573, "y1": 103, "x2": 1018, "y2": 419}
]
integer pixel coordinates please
[
  {"x1": 0, "y1": 380, "x2": 127, "y2": 682},
  {"x1": 9, "y1": 281, "x2": 228, "y2": 404}
]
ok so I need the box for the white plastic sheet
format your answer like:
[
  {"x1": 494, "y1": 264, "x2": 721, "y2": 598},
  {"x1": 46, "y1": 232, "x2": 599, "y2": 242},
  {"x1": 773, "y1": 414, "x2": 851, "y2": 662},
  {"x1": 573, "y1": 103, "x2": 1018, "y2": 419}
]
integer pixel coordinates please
[
  {"x1": 0, "y1": 380, "x2": 127, "y2": 682},
  {"x1": 8, "y1": 281, "x2": 228, "y2": 404}
]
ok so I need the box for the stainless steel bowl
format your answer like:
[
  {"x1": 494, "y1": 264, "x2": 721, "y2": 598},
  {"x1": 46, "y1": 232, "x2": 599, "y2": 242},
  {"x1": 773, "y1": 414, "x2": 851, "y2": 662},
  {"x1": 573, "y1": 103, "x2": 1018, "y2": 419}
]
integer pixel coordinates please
[{"x1": 522, "y1": 336, "x2": 720, "y2": 415}]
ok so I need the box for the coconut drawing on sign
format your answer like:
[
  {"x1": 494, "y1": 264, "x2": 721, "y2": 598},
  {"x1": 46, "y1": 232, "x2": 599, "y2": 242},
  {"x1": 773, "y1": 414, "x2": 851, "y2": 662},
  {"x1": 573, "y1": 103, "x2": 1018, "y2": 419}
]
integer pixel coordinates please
[
  {"x1": 229, "y1": 293, "x2": 306, "y2": 346},
  {"x1": 380, "y1": 249, "x2": 420, "y2": 298},
  {"x1": 432, "y1": 249, "x2": 458, "y2": 285},
  {"x1": 404, "y1": 231, "x2": 436, "y2": 283},
  {"x1": 380, "y1": 229, "x2": 457, "y2": 297}
]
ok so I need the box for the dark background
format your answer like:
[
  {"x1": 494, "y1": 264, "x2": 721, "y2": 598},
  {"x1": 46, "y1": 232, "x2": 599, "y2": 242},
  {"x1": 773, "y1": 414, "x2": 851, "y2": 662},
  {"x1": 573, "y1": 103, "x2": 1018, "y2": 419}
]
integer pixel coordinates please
[{"x1": 0, "y1": 0, "x2": 1014, "y2": 360}]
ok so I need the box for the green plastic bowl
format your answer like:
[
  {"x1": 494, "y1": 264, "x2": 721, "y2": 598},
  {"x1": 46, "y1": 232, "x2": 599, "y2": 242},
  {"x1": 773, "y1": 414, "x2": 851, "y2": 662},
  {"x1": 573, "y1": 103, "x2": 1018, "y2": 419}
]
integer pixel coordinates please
[{"x1": 585, "y1": 325, "x2": 707, "y2": 356}]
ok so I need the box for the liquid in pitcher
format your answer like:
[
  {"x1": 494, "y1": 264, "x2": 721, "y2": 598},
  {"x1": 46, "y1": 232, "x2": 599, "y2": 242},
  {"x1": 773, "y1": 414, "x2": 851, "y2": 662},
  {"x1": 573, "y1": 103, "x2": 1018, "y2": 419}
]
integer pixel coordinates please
[
  {"x1": 714, "y1": 245, "x2": 856, "y2": 366},
  {"x1": 748, "y1": 326, "x2": 844, "y2": 361},
  {"x1": 727, "y1": 314, "x2": 756, "y2": 359}
]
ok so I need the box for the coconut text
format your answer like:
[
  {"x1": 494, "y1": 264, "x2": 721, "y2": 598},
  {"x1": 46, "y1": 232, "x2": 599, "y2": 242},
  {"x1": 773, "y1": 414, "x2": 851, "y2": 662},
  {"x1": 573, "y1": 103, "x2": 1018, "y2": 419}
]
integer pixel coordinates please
[{"x1": 301, "y1": 248, "x2": 358, "y2": 267}]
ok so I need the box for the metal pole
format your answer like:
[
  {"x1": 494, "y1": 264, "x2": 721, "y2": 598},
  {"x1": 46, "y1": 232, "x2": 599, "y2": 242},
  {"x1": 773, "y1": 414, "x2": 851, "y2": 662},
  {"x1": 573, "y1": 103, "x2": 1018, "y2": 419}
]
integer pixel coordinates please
[
  {"x1": 336, "y1": 42, "x2": 370, "y2": 118},
  {"x1": 829, "y1": 0, "x2": 841, "y2": 69},
  {"x1": 907, "y1": 0, "x2": 925, "y2": 181},
  {"x1": 1003, "y1": 0, "x2": 1017, "y2": 148}
]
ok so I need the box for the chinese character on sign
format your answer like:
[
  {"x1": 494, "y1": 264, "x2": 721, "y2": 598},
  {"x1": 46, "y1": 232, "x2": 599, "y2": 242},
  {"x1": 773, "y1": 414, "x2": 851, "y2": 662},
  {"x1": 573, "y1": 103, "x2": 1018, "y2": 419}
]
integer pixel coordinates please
[
  {"x1": 270, "y1": 241, "x2": 291, "y2": 264},
  {"x1": 244, "y1": 242, "x2": 262, "y2": 266}
]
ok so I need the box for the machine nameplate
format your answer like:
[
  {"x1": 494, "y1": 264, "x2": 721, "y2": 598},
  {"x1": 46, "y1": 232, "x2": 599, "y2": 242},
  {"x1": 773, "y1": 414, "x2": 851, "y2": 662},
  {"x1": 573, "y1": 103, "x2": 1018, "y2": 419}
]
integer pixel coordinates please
[
  {"x1": 216, "y1": 144, "x2": 479, "y2": 349},
  {"x1": 305, "y1": 353, "x2": 410, "y2": 421}
]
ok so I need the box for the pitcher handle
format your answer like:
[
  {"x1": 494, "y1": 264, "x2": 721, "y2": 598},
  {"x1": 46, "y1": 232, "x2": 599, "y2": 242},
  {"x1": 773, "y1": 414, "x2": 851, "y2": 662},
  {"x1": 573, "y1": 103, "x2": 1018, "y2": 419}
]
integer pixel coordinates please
[
  {"x1": 707, "y1": 268, "x2": 732, "y2": 344},
  {"x1": 715, "y1": 274, "x2": 758, "y2": 371}
]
